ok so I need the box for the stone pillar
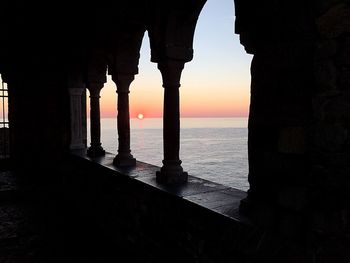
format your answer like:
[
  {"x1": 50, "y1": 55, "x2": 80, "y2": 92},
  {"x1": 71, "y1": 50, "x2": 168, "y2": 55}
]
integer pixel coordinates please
[
  {"x1": 156, "y1": 60, "x2": 188, "y2": 184},
  {"x1": 68, "y1": 84, "x2": 86, "y2": 153},
  {"x1": 86, "y1": 82, "x2": 105, "y2": 157},
  {"x1": 112, "y1": 73, "x2": 136, "y2": 166},
  {"x1": 81, "y1": 89, "x2": 88, "y2": 148}
]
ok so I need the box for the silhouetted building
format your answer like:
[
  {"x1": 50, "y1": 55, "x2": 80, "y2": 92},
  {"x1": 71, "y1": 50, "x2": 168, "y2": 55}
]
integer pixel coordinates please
[{"x1": 0, "y1": 1, "x2": 349, "y2": 262}]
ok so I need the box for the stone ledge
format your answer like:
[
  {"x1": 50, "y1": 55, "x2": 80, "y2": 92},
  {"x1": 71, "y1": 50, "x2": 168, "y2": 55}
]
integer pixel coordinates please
[
  {"x1": 65, "y1": 152, "x2": 310, "y2": 262},
  {"x1": 72, "y1": 151, "x2": 250, "y2": 224}
]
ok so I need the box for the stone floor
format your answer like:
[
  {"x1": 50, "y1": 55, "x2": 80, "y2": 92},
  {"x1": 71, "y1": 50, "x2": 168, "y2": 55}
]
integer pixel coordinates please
[
  {"x1": 0, "y1": 169, "x2": 69, "y2": 263},
  {"x1": 0, "y1": 171, "x2": 43, "y2": 263},
  {"x1": 0, "y1": 157, "x2": 250, "y2": 263},
  {"x1": 0, "y1": 168, "x2": 158, "y2": 263},
  {"x1": 0, "y1": 169, "x2": 87, "y2": 263}
]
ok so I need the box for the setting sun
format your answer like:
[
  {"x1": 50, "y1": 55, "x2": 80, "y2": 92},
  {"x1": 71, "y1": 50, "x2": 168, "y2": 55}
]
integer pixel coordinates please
[{"x1": 137, "y1": 113, "x2": 144, "y2": 120}]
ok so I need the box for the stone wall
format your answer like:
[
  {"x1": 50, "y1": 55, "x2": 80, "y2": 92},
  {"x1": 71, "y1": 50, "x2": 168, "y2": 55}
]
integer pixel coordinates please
[
  {"x1": 64, "y1": 155, "x2": 251, "y2": 263},
  {"x1": 0, "y1": 127, "x2": 10, "y2": 157},
  {"x1": 236, "y1": 0, "x2": 350, "y2": 261},
  {"x1": 62, "y1": 154, "x2": 325, "y2": 262},
  {"x1": 309, "y1": 2, "x2": 350, "y2": 261},
  {"x1": 0, "y1": 1, "x2": 349, "y2": 261},
  {"x1": 5, "y1": 75, "x2": 71, "y2": 172}
]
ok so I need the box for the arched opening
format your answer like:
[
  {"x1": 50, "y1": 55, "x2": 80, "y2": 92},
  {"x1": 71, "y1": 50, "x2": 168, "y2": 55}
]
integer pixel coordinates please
[
  {"x1": 86, "y1": 76, "x2": 118, "y2": 153},
  {"x1": 96, "y1": 0, "x2": 252, "y2": 191}
]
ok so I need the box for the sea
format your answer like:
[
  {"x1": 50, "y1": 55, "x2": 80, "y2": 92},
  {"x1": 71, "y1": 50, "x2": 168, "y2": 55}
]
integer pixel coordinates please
[{"x1": 92, "y1": 118, "x2": 249, "y2": 191}]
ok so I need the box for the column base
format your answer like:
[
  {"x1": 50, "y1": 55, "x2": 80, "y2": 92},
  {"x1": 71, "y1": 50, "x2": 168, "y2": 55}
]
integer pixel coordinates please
[
  {"x1": 87, "y1": 146, "x2": 105, "y2": 157},
  {"x1": 156, "y1": 160, "x2": 188, "y2": 184},
  {"x1": 113, "y1": 153, "x2": 136, "y2": 167}
]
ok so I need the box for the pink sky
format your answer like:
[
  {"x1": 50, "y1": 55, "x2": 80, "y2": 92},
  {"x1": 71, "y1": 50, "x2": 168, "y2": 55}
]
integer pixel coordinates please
[{"x1": 97, "y1": 1, "x2": 253, "y2": 119}]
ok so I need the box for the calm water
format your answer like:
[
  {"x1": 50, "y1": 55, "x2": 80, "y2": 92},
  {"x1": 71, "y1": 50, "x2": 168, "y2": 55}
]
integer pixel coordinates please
[{"x1": 92, "y1": 118, "x2": 249, "y2": 191}]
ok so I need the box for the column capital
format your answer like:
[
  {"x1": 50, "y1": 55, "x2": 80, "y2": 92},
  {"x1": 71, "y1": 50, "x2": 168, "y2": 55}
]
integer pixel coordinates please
[
  {"x1": 112, "y1": 73, "x2": 135, "y2": 93},
  {"x1": 86, "y1": 82, "x2": 104, "y2": 97},
  {"x1": 158, "y1": 60, "x2": 185, "y2": 89}
]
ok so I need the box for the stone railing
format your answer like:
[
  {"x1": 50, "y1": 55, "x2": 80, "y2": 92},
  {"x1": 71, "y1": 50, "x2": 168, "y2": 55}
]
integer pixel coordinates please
[
  {"x1": 68, "y1": 58, "x2": 190, "y2": 185},
  {"x1": 68, "y1": 0, "x2": 207, "y2": 185}
]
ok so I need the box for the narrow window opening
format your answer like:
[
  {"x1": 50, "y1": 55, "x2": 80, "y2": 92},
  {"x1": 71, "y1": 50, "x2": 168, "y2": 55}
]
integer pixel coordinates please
[{"x1": 0, "y1": 77, "x2": 10, "y2": 160}]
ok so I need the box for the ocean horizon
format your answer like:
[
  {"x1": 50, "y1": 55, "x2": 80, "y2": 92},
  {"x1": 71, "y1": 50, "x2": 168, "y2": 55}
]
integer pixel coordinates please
[{"x1": 90, "y1": 117, "x2": 249, "y2": 191}]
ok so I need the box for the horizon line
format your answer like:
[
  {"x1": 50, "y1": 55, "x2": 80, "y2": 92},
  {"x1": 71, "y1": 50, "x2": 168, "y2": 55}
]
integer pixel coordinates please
[{"x1": 97, "y1": 116, "x2": 249, "y2": 119}]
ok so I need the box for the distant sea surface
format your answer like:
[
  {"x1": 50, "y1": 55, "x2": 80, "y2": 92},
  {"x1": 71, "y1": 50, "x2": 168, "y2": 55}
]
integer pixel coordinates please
[{"x1": 92, "y1": 118, "x2": 249, "y2": 191}]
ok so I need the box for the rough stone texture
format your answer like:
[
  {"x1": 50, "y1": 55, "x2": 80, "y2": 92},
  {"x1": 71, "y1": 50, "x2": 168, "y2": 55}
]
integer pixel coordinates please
[
  {"x1": 0, "y1": 170, "x2": 66, "y2": 263},
  {"x1": 0, "y1": 1, "x2": 349, "y2": 262},
  {"x1": 316, "y1": 3, "x2": 350, "y2": 38},
  {"x1": 63, "y1": 154, "x2": 321, "y2": 263},
  {"x1": 0, "y1": 127, "x2": 10, "y2": 158},
  {"x1": 236, "y1": 0, "x2": 350, "y2": 262}
]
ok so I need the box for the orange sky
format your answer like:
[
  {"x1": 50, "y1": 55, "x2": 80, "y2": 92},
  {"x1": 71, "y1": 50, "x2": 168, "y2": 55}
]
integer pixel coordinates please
[
  {"x1": 96, "y1": 71, "x2": 250, "y2": 119},
  {"x1": 96, "y1": 40, "x2": 252, "y2": 118},
  {"x1": 93, "y1": 1, "x2": 253, "y2": 119}
]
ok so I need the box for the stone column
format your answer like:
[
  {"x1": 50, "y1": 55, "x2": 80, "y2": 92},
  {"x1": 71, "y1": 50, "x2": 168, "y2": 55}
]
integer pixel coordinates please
[
  {"x1": 156, "y1": 60, "x2": 188, "y2": 184},
  {"x1": 112, "y1": 73, "x2": 136, "y2": 166},
  {"x1": 81, "y1": 89, "x2": 88, "y2": 148},
  {"x1": 68, "y1": 84, "x2": 86, "y2": 153},
  {"x1": 86, "y1": 82, "x2": 105, "y2": 157}
]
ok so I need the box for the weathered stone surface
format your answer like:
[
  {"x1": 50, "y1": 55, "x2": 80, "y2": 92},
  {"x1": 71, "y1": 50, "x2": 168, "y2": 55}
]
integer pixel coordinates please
[
  {"x1": 66, "y1": 155, "x2": 255, "y2": 262},
  {"x1": 278, "y1": 127, "x2": 306, "y2": 154},
  {"x1": 0, "y1": 128, "x2": 10, "y2": 157},
  {"x1": 278, "y1": 187, "x2": 308, "y2": 211},
  {"x1": 1, "y1": 1, "x2": 350, "y2": 262},
  {"x1": 315, "y1": 39, "x2": 338, "y2": 60},
  {"x1": 312, "y1": 91, "x2": 350, "y2": 122},
  {"x1": 312, "y1": 92, "x2": 337, "y2": 120},
  {"x1": 235, "y1": 1, "x2": 350, "y2": 261},
  {"x1": 315, "y1": 0, "x2": 343, "y2": 15},
  {"x1": 313, "y1": 123, "x2": 348, "y2": 152},
  {"x1": 339, "y1": 68, "x2": 350, "y2": 90},
  {"x1": 317, "y1": 3, "x2": 350, "y2": 38},
  {"x1": 278, "y1": 212, "x2": 304, "y2": 239},
  {"x1": 314, "y1": 60, "x2": 338, "y2": 91},
  {"x1": 336, "y1": 35, "x2": 350, "y2": 66}
]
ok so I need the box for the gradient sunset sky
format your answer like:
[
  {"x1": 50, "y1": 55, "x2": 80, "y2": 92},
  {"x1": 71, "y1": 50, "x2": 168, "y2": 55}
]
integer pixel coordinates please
[{"x1": 96, "y1": 0, "x2": 253, "y2": 118}]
